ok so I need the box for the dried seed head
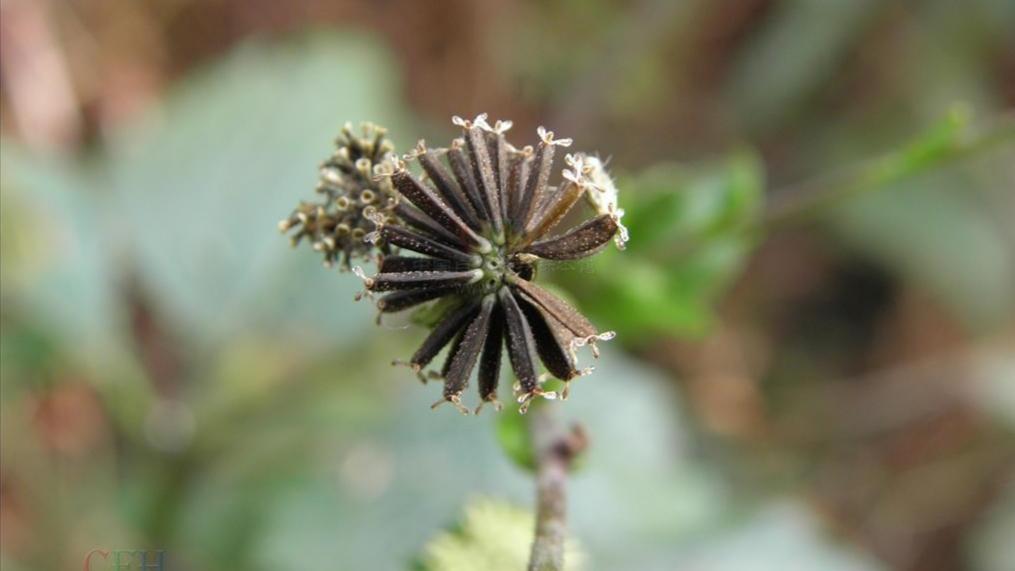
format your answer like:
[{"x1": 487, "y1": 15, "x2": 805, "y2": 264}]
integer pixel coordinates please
[
  {"x1": 279, "y1": 122, "x2": 399, "y2": 269},
  {"x1": 284, "y1": 114, "x2": 627, "y2": 412}
]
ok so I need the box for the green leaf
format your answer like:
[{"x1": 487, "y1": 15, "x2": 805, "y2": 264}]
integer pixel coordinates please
[
  {"x1": 495, "y1": 409, "x2": 536, "y2": 472},
  {"x1": 554, "y1": 151, "x2": 763, "y2": 339},
  {"x1": 624, "y1": 150, "x2": 763, "y2": 250}
]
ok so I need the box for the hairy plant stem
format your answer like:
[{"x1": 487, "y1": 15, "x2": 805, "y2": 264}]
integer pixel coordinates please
[{"x1": 527, "y1": 402, "x2": 587, "y2": 571}]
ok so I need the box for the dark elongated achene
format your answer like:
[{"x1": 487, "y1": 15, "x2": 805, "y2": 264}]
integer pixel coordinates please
[
  {"x1": 411, "y1": 301, "x2": 479, "y2": 370},
  {"x1": 509, "y1": 278, "x2": 598, "y2": 339},
  {"x1": 441, "y1": 329, "x2": 466, "y2": 379},
  {"x1": 477, "y1": 305, "x2": 505, "y2": 407},
  {"x1": 379, "y1": 256, "x2": 466, "y2": 274},
  {"x1": 464, "y1": 124, "x2": 504, "y2": 235},
  {"x1": 379, "y1": 226, "x2": 478, "y2": 266},
  {"x1": 441, "y1": 295, "x2": 496, "y2": 406},
  {"x1": 350, "y1": 114, "x2": 623, "y2": 413},
  {"x1": 505, "y1": 148, "x2": 532, "y2": 226},
  {"x1": 514, "y1": 139, "x2": 556, "y2": 235},
  {"x1": 377, "y1": 287, "x2": 457, "y2": 313},
  {"x1": 366, "y1": 269, "x2": 482, "y2": 292},
  {"x1": 391, "y1": 169, "x2": 487, "y2": 248},
  {"x1": 524, "y1": 214, "x2": 619, "y2": 260},
  {"x1": 394, "y1": 202, "x2": 463, "y2": 247},
  {"x1": 448, "y1": 144, "x2": 489, "y2": 222},
  {"x1": 518, "y1": 180, "x2": 587, "y2": 249},
  {"x1": 499, "y1": 288, "x2": 540, "y2": 395},
  {"x1": 519, "y1": 297, "x2": 580, "y2": 381},
  {"x1": 417, "y1": 148, "x2": 482, "y2": 231},
  {"x1": 485, "y1": 128, "x2": 511, "y2": 223}
]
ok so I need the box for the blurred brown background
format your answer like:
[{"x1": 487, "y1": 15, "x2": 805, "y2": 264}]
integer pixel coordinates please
[{"x1": 2, "y1": 1, "x2": 1014, "y2": 570}]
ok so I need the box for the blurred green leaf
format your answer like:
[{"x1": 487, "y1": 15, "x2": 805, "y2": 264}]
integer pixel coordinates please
[
  {"x1": 104, "y1": 32, "x2": 411, "y2": 346},
  {"x1": 829, "y1": 143, "x2": 1015, "y2": 328},
  {"x1": 756, "y1": 110, "x2": 1015, "y2": 330},
  {"x1": 857, "y1": 107, "x2": 972, "y2": 186},
  {"x1": 556, "y1": 151, "x2": 763, "y2": 339},
  {"x1": 680, "y1": 502, "x2": 885, "y2": 571},
  {"x1": 236, "y1": 345, "x2": 731, "y2": 570},
  {"x1": 970, "y1": 480, "x2": 1015, "y2": 571},
  {"x1": 624, "y1": 151, "x2": 762, "y2": 251},
  {"x1": 0, "y1": 144, "x2": 122, "y2": 367},
  {"x1": 764, "y1": 106, "x2": 1014, "y2": 227},
  {"x1": 495, "y1": 410, "x2": 536, "y2": 472},
  {"x1": 0, "y1": 312, "x2": 61, "y2": 396},
  {"x1": 419, "y1": 497, "x2": 584, "y2": 571}
]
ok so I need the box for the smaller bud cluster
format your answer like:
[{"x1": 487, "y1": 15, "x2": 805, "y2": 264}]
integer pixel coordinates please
[{"x1": 279, "y1": 122, "x2": 400, "y2": 268}]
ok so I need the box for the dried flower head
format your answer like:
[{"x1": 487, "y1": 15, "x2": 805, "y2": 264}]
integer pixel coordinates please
[
  {"x1": 356, "y1": 114, "x2": 624, "y2": 414},
  {"x1": 279, "y1": 122, "x2": 399, "y2": 268}
]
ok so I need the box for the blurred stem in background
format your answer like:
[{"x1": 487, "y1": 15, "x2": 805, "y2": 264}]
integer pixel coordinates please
[
  {"x1": 664, "y1": 106, "x2": 1015, "y2": 264},
  {"x1": 762, "y1": 107, "x2": 1015, "y2": 230},
  {"x1": 526, "y1": 402, "x2": 587, "y2": 571}
]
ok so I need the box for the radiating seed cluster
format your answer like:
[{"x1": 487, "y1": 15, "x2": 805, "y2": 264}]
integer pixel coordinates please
[
  {"x1": 279, "y1": 122, "x2": 399, "y2": 268},
  {"x1": 352, "y1": 114, "x2": 626, "y2": 414}
]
